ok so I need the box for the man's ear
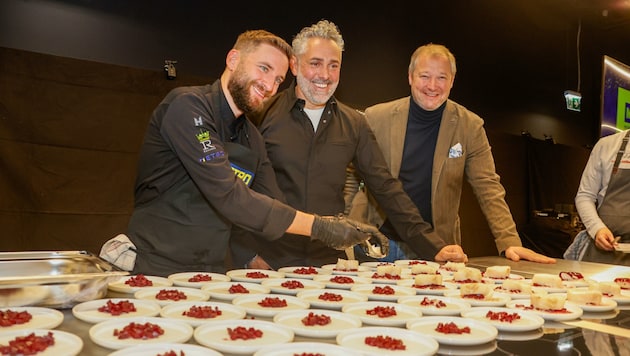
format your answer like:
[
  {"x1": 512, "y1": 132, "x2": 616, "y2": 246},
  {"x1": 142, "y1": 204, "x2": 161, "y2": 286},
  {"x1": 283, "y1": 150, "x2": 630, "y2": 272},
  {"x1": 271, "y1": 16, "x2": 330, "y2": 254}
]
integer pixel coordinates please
[
  {"x1": 289, "y1": 55, "x2": 299, "y2": 76},
  {"x1": 226, "y1": 49, "x2": 240, "y2": 70}
]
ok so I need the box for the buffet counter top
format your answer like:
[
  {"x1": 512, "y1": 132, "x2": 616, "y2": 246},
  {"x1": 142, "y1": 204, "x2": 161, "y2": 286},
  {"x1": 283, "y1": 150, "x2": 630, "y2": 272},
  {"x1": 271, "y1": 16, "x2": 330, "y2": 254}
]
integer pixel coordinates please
[{"x1": 43, "y1": 258, "x2": 630, "y2": 355}]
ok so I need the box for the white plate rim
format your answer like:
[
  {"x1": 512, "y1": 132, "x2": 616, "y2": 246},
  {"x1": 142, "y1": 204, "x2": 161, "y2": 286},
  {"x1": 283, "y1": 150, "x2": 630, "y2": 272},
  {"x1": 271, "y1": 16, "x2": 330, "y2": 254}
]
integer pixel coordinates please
[
  {"x1": 295, "y1": 289, "x2": 368, "y2": 310},
  {"x1": 566, "y1": 297, "x2": 618, "y2": 312},
  {"x1": 406, "y1": 316, "x2": 498, "y2": 346},
  {"x1": 336, "y1": 326, "x2": 439, "y2": 356},
  {"x1": 341, "y1": 301, "x2": 422, "y2": 326},
  {"x1": 226, "y1": 269, "x2": 285, "y2": 283},
  {"x1": 71, "y1": 298, "x2": 161, "y2": 324},
  {"x1": 107, "y1": 342, "x2": 222, "y2": 356},
  {"x1": 193, "y1": 319, "x2": 294, "y2": 354},
  {"x1": 88, "y1": 316, "x2": 193, "y2": 349},
  {"x1": 272, "y1": 308, "x2": 362, "y2": 338},
  {"x1": 107, "y1": 275, "x2": 173, "y2": 294},
  {"x1": 200, "y1": 281, "x2": 271, "y2": 300},
  {"x1": 460, "y1": 307, "x2": 545, "y2": 332},
  {"x1": 397, "y1": 295, "x2": 472, "y2": 316},
  {"x1": 231, "y1": 293, "x2": 310, "y2": 318},
  {"x1": 159, "y1": 300, "x2": 247, "y2": 326},
  {"x1": 320, "y1": 264, "x2": 371, "y2": 275},
  {"x1": 167, "y1": 272, "x2": 230, "y2": 287},
  {"x1": 0, "y1": 306, "x2": 64, "y2": 330},
  {"x1": 0, "y1": 328, "x2": 83, "y2": 356},
  {"x1": 253, "y1": 341, "x2": 362, "y2": 356},
  {"x1": 350, "y1": 283, "x2": 417, "y2": 301},
  {"x1": 506, "y1": 300, "x2": 583, "y2": 321}
]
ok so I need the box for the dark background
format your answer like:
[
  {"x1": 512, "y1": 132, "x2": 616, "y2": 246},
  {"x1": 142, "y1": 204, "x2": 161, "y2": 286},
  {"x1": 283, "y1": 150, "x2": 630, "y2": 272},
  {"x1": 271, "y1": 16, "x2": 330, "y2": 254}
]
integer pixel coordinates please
[{"x1": 1, "y1": 0, "x2": 629, "y2": 260}]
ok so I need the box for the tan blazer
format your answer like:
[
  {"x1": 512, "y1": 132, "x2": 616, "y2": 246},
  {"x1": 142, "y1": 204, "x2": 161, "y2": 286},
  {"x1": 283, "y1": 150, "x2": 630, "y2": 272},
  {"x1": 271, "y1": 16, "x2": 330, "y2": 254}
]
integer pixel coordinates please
[{"x1": 348, "y1": 97, "x2": 522, "y2": 254}]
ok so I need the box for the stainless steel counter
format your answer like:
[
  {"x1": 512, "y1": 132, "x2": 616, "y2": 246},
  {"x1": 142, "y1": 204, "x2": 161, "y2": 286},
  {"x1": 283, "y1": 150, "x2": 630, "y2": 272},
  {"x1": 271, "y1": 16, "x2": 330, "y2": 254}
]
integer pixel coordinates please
[{"x1": 54, "y1": 258, "x2": 630, "y2": 355}]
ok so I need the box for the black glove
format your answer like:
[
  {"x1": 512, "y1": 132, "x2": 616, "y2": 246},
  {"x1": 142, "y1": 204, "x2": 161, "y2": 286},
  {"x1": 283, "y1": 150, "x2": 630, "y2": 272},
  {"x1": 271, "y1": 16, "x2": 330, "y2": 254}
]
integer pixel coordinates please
[{"x1": 311, "y1": 214, "x2": 389, "y2": 257}]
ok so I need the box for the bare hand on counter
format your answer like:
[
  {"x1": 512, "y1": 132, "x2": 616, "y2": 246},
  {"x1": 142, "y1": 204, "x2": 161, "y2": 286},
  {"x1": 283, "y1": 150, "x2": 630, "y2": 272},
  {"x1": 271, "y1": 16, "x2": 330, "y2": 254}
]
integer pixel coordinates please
[
  {"x1": 434, "y1": 244, "x2": 468, "y2": 263},
  {"x1": 594, "y1": 227, "x2": 619, "y2": 251},
  {"x1": 504, "y1": 246, "x2": 556, "y2": 263}
]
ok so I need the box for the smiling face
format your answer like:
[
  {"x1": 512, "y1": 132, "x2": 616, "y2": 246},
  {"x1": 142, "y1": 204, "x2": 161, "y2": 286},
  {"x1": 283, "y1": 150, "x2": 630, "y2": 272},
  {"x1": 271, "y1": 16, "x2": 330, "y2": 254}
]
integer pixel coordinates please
[
  {"x1": 408, "y1": 52, "x2": 455, "y2": 111},
  {"x1": 292, "y1": 37, "x2": 341, "y2": 109},
  {"x1": 227, "y1": 43, "x2": 289, "y2": 115}
]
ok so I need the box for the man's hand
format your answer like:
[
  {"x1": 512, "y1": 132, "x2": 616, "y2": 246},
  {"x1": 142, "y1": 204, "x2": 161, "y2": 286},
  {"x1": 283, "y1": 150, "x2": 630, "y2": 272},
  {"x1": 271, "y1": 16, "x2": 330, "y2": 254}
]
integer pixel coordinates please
[
  {"x1": 504, "y1": 246, "x2": 556, "y2": 264},
  {"x1": 594, "y1": 227, "x2": 618, "y2": 251},
  {"x1": 311, "y1": 214, "x2": 389, "y2": 256},
  {"x1": 246, "y1": 255, "x2": 272, "y2": 270},
  {"x1": 434, "y1": 244, "x2": 467, "y2": 262}
]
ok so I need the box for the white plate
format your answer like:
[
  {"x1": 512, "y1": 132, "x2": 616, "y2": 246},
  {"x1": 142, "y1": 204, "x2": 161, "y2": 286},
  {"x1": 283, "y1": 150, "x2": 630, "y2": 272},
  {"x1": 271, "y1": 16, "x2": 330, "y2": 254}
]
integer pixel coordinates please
[
  {"x1": 350, "y1": 283, "x2": 417, "y2": 302},
  {"x1": 200, "y1": 281, "x2": 270, "y2": 301},
  {"x1": 159, "y1": 301, "x2": 246, "y2": 326},
  {"x1": 260, "y1": 278, "x2": 325, "y2": 295},
  {"x1": 254, "y1": 341, "x2": 362, "y2": 356},
  {"x1": 506, "y1": 300, "x2": 583, "y2": 321},
  {"x1": 461, "y1": 307, "x2": 545, "y2": 332},
  {"x1": 444, "y1": 291, "x2": 511, "y2": 307},
  {"x1": 360, "y1": 261, "x2": 396, "y2": 269},
  {"x1": 397, "y1": 279, "x2": 458, "y2": 295},
  {"x1": 71, "y1": 298, "x2": 161, "y2": 324},
  {"x1": 566, "y1": 297, "x2": 618, "y2": 312},
  {"x1": 167, "y1": 272, "x2": 230, "y2": 288},
  {"x1": 0, "y1": 329, "x2": 83, "y2": 356},
  {"x1": 492, "y1": 285, "x2": 532, "y2": 299},
  {"x1": 295, "y1": 289, "x2": 368, "y2": 310},
  {"x1": 397, "y1": 295, "x2": 471, "y2": 316},
  {"x1": 312, "y1": 275, "x2": 372, "y2": 290},
  {"x1": 273, "y1": 308, "x2": 362, "y2": 338},
  {"x1": 0, "y1": 307, "x2": 64, "y2": 331},
  {"x1": 341, "y1": 301, "x2": 422, "y2": 327},
  {"x1": 226, "y1": 269, "x2": 285, "y2": 283},
  {"x1": 133, "y1": 287, "x2": 210, "y2": 307},
  {"x1": 531, "y1": 286, "x2": 567, "y2": 294},
  {"x1": 394, "y1": 259, "x2": 440, "y2": 269},
  {"x1": 437, "y1": 341, "x2": 498, "y2": 356},
  {"x1": 610, "y1": 293, "x2": 630, "y2": 304},
  {"x1": 336, "y1": 326, "x2": 439, "y2": 356},
  {"x1": 497, "y1": 329, "x2": 544, "y2": 341},
  {"x1": 107, "y1": 342, "x2": 222, "y2": 356},
  {"x1": 615, "y1": 243, "x2": 630, "y2": 253},
  {"x1": 482, "y1": 273, "x2": 525, "y2": 284},
  {"x1": 193, "y1": 319, "x2": 293, "y2": 355},
  {"x1": 89, "y1": 316, "x2": 193, "y2": 350},
  {"x1": 277, "y1": 266, "x2": 332, "y2": 279},
  {"x1": 232, "y1": 294, "x2": 310, "y2": 318},
  {"x1": 320, "y1": 264, "x2": 371, "y2": 275},
  {"x1": 108, "y1": 275, "x2": 173, "y2": 294},
  {"x1": 357, "y1": 271, "x2": 412, "y2": 284},
  {"x1": 406, "y1": 316, "x2": 498, "y2": 346}
]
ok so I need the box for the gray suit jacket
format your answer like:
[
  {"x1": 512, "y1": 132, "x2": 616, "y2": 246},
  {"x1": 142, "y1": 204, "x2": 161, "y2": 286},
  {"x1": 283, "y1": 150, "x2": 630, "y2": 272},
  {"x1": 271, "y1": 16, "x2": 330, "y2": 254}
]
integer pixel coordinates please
[{"x1": 348, "y1": 97, "x2": 522, "y2": 254}]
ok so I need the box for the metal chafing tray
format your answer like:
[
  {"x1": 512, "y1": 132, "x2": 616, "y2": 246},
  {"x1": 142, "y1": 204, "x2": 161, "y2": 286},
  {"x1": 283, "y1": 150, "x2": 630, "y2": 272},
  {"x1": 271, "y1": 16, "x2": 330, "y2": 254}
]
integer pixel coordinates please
[{"x1": 0, "y1": 250, "x2": 129, "y2": 309}]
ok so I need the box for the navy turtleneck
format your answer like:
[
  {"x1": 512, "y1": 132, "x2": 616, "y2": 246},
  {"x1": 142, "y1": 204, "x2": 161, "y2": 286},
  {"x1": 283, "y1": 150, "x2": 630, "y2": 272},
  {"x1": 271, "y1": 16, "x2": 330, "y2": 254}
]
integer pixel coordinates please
[{"x1": 380, "y1": 98, "x2": 446, "y2": 240}]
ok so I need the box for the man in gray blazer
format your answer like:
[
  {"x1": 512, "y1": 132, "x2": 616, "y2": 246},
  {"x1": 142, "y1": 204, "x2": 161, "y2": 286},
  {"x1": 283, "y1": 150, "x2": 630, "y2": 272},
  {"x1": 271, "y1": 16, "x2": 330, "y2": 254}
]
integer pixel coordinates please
[{"x1": 348, "y1": 43, "x2": 555, "y2": 263}]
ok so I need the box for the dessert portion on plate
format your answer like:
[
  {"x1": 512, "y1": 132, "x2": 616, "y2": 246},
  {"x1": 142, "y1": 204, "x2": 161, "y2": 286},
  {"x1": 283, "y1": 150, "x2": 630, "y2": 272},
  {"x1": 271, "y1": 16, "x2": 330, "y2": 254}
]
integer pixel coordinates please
[
  {"x1": 484, "y1": 266, "x2": 511, "y2": 280},
  {"x1": 614, "y1": 276, "x2": 630, "y2": 290},
  {"x1": 335, "y1": 258, "x2": 359, "y2": 272},
  {"x1": 459, "y1": 283, "x2": 494, "y2": 300},
  {"x1": 440, "y1": 261, "x2": 466, "y2": 273},
  {"x1": 410, "y1": 264, "x2": 439, "y2": 275},
  {"x1": 412, "y1": 274, "x2": 444, "y2": 289},
  {"x1": 567, "y1": 289, "x2": 603, "y2": 305},
  {"x1": 531, "y1": 291, "x2": 567, "y2": 311},
  {"x1": 494, "y1": 280, "x2": 532, "y2": 296},
  {"x1": 452, "y1": 267, "x2": 483, "y2": 284},
  {"x1": 531, "y1": 273, "x2": 564, "y2": 289}
]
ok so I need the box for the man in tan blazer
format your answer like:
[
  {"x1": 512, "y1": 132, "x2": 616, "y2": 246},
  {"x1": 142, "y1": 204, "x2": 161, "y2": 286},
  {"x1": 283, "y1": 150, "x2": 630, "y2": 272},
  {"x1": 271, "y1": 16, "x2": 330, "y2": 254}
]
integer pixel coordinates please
[{"x1": 348, "y1": 43, "x2": 555, "y2": 264}]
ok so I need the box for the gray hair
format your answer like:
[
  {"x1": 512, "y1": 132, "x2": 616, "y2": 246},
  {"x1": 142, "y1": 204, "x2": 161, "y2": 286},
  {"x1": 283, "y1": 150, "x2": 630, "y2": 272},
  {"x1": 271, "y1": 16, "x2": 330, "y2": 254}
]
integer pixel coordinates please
[
  {"x1": 409, "y1": 43, "x2": 457, "y2": 75},
  {"x1": 292, "y1": 20, "x2": 344, "y2": 56}
]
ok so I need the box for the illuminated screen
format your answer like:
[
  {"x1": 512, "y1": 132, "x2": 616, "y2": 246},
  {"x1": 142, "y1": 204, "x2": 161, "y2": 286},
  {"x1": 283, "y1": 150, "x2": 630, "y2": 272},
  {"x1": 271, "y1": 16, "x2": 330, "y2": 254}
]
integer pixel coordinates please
[{"x1": 601, "y1": 55, "x2": 630, "y2": 137}]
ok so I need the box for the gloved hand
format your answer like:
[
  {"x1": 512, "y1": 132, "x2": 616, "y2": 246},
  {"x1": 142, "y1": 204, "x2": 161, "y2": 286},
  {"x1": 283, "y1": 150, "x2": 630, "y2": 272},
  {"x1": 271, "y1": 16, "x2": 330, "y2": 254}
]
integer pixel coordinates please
[{"x1": 311, "y1": 214, "x2": 389, "y2": 258}]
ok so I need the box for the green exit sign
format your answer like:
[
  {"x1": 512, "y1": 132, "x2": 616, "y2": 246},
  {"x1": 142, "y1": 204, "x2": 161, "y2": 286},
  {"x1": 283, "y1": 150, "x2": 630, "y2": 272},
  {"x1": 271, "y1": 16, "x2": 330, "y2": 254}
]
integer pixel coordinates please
[{"x1": 564, "y1": 90, "x2": 582, "y2": 112}]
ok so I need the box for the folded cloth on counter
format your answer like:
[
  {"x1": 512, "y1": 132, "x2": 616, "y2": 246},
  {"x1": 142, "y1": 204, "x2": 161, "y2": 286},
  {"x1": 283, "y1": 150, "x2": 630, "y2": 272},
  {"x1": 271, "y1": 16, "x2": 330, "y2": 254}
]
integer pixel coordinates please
[
  {"x1": 563, "y1": 229, "x2": 591, "y2": 261},
  {"x1": 99, "y1": 234, "x2": 136, "y2": 271}
]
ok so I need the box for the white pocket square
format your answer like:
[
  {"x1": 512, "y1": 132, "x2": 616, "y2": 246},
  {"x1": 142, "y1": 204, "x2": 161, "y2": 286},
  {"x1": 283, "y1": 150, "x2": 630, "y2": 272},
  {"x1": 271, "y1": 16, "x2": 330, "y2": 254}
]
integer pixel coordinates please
[{"x1": 449, "y1": 143, "x2": 463, "y2": 158}]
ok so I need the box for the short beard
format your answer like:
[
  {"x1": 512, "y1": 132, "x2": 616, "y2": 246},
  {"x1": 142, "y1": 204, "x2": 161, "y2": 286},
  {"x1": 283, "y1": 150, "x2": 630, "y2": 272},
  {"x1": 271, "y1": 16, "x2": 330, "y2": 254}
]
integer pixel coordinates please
[{"x1": 227, "y1": 63, "x2": 262, "y2": 115}]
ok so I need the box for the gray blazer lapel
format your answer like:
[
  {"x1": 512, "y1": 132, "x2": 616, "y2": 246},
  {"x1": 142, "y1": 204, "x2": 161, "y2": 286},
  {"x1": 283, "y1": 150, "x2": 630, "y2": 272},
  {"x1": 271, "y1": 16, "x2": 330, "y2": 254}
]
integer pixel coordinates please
[{"x1": 389, "y1": 98, "x2": 410, "y2": 178}]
